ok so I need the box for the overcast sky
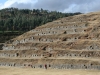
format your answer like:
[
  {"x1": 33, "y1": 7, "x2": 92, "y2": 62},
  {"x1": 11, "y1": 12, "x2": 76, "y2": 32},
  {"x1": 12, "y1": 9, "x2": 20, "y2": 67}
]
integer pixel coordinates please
[{"x1": 0, "y1": 0, "x2": 100, "y2": 13}]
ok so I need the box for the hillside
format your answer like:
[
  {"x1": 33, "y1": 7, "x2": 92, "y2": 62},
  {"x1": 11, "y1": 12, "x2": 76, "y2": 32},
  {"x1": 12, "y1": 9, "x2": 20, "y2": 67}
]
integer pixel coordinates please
[
  {"x1": 0, "y1": 8, "x2": 81, "y2": 43},
  {"x1": 0, "y1": 12, "x2": 100, "y2": 70}
]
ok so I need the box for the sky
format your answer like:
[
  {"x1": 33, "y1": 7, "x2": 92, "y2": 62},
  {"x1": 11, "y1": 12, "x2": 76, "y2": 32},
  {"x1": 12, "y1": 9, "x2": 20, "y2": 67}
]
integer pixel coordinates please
[{"x1": 0, "y1": 0, "x2": 100, "y2": 13}]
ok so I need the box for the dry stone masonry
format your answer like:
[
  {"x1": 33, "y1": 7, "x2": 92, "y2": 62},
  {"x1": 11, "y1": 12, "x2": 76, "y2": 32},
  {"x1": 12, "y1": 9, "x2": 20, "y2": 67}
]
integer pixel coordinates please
[{"x1": 0, "y1": 12, "x2": 100, "y2": 70}]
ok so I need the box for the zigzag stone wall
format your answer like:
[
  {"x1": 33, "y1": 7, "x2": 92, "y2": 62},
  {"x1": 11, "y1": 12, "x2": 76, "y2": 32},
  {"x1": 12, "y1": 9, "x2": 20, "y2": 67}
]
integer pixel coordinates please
[
  {"x1": 1, "y1": 14, "x2": 100, "y2": 70},
  {"x1": 0, "y1": 62, "x2": 100, "y2": 70}
]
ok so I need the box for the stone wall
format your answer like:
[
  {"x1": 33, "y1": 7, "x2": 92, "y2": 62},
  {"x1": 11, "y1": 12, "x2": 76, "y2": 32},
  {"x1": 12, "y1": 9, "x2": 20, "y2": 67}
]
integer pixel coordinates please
[
  {"x1": 0, "y1": 62, "x2": 99, "y2": 70},
  {"x1": 1, "y1": 17, "x2": 100, "y2": 71},
  {"x1": 86, "y1": 44, "x2": 100, "y2": 50},
  {"x1": 0, "y1": 50, "x2": 100, "y2": 58},
  {"x1": 0, "y1": 53, "x2": 18, "y2": 57}
]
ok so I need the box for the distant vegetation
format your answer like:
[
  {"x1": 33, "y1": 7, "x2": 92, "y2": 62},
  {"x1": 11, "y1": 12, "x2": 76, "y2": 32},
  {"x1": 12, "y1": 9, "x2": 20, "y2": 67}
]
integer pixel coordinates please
[{"x1": 0, "y1": 7, "x2": 82, "y2": 42}]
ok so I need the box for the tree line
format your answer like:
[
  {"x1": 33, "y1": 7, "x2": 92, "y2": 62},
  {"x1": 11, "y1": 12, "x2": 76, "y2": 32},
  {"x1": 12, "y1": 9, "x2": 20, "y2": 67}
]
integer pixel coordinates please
[{"x1": 0, "y1": 7, "x2": 81, "y2": 32}]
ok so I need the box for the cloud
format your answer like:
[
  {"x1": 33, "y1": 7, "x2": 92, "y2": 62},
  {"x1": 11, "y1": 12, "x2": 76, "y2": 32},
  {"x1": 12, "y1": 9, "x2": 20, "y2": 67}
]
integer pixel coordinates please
[
  {"x1": 0, "y1": 0, "x2": 100, "y2": 13},
  {"x1": 0, "y1": 0, "x2": 38, "y2": 9}
]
